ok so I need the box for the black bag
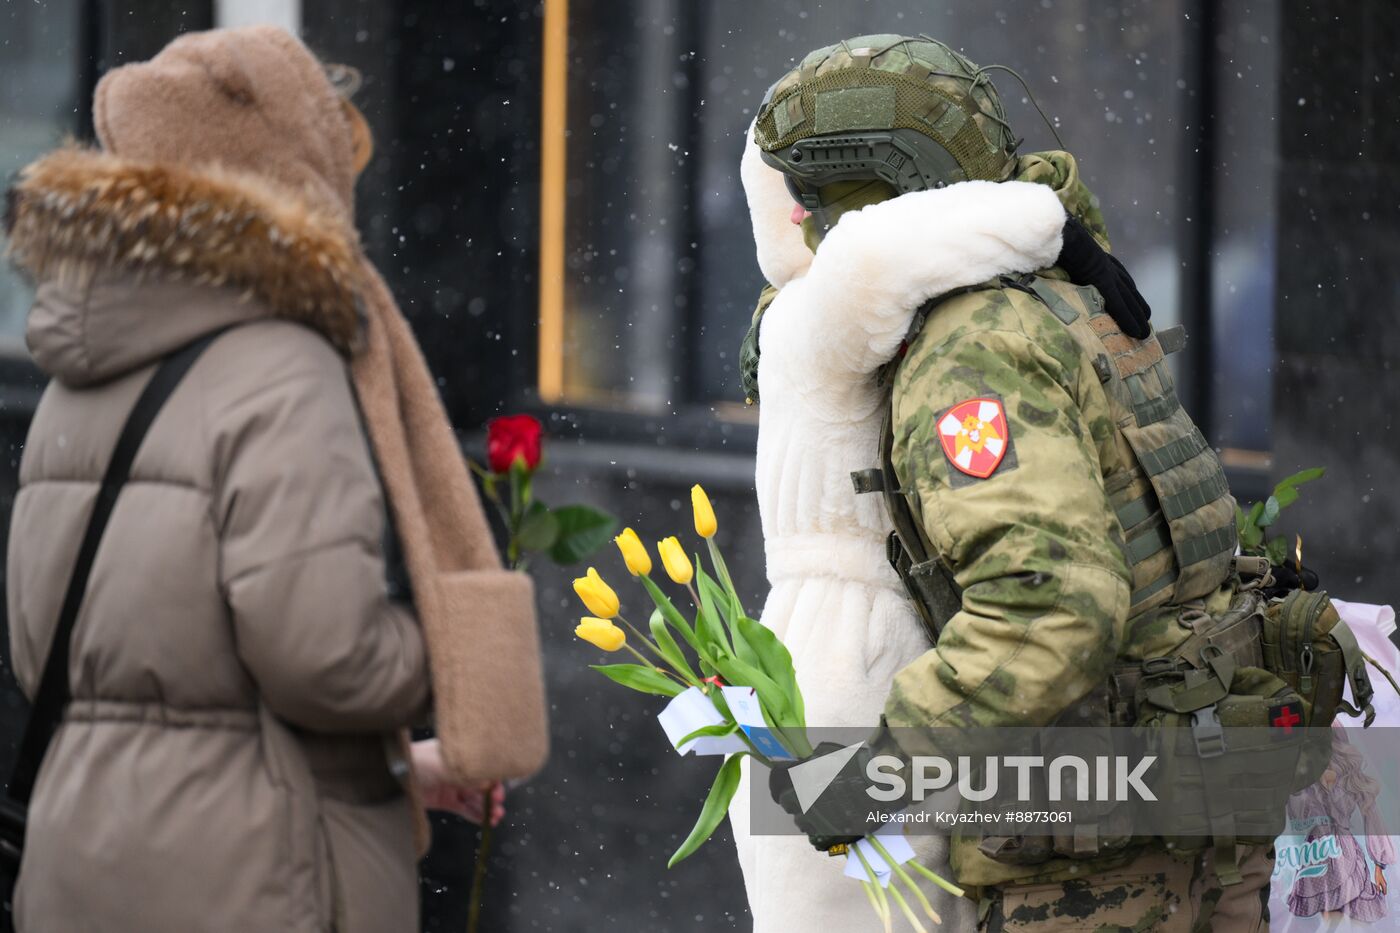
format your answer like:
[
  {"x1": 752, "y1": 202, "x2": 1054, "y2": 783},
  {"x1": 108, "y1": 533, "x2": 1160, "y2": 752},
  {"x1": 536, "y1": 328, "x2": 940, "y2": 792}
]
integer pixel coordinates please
[{"x1": 0, "y1": 331, "x2": 227, "y2": 931}]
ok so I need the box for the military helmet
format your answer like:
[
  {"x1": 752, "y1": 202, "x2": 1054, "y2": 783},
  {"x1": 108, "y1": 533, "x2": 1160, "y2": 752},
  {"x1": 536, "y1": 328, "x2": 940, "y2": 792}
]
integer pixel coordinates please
[{"x1": 754, "y1": 35, "x2": 1019, "y2": 229}]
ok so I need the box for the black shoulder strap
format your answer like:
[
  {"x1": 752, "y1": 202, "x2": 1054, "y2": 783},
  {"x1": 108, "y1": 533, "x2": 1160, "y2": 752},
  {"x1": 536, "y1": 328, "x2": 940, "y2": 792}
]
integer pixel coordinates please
[{"x1": 6, "y1": 329, "x2": 228, "y2": 804}]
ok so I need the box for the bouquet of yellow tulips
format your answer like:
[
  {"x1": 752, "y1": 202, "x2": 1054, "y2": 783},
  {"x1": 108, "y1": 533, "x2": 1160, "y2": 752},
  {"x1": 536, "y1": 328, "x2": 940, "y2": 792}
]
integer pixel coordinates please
[
  {"x1": 572, "y1": 485, "x2": 813, "y2": 866},
  {"x1": 572, "y1": 486, "x2": 961, "y2": 931}
]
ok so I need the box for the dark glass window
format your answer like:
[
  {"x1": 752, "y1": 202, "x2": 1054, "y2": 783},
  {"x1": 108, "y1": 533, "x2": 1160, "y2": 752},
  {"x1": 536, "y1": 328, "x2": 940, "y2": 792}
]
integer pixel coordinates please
[
  {"x1": 0, "y1": 0, "x2": 84, "y2": 344},
  {"x1": 545, "y1": 1, "x2": 1207, "y2": 424}
]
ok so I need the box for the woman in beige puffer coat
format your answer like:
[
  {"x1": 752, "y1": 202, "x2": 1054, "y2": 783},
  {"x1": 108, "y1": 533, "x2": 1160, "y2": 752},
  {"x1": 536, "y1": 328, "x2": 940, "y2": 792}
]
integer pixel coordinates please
[{"x1": 1, "y1": 26, "x2": 497, "y2": 933}]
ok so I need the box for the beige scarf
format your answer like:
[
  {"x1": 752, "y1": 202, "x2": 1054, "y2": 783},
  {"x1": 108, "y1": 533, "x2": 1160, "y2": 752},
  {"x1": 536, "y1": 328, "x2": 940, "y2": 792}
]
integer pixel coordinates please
[{"x1": 353, "y1": 265, "x2": 549, "y2": 788}]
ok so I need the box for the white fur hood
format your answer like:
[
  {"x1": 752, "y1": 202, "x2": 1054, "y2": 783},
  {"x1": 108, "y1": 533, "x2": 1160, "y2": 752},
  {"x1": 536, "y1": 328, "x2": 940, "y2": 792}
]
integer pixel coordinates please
[{"x1": 740, "y1": 132, "x2": 1068, "y2": 386}]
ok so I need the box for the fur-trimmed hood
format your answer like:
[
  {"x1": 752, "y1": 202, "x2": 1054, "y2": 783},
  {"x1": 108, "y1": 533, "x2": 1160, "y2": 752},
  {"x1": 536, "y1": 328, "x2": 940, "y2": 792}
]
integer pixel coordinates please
[
  {"x1": 740, "y1": 131, "x2": 1109, "y2": 293},
  {"x1": 4, "y1": 146, "x2": 364, "y2": 385}
]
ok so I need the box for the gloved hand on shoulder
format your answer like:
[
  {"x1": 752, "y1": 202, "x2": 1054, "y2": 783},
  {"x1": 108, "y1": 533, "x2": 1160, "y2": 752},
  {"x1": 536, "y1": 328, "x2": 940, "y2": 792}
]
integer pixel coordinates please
[{"x1": 1056, "y1": 214, "x2": 1152, "y2": 339}]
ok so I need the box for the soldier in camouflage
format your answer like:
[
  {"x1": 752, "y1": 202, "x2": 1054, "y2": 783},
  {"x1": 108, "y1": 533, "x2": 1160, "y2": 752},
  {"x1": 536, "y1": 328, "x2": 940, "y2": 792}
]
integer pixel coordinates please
[{"x1": 745, "y1": 35, "x2": 1272, "y2": 931}]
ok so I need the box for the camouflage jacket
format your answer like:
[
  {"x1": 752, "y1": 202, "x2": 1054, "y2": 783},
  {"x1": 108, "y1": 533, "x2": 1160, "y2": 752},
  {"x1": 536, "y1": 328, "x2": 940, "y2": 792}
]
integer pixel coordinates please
[
  {"x1": 881, "y1": 274, "x2": 1134, "y2": 734},
  {"x1": 880, "y1": 154, "x2": 1239, "y2": 888}
]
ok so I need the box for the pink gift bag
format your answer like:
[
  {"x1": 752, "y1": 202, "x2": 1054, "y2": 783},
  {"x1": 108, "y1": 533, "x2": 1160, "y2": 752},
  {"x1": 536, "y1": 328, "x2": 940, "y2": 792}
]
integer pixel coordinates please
[{"x1": 1270, "y1": 600, "x2": 1400, "y2": 931}]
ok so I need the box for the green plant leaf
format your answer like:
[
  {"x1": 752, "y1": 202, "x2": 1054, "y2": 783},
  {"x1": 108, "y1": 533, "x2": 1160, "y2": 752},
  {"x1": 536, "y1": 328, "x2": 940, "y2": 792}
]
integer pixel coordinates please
[
  {"x1": 709, "y1": 649, "x2": 794, "y2": 731},
  {"x1": 639, "y1": 574, "x2": 702, "y2": 649},
  {"x1": 589, "y1": 663, "x2": 683, "y2": 697},
  {"x1": 1258, "y1": 496, "x2": 1281, "y2": 529},
  {"x1": 515, "y1": 499, "x2": 560, "y2": 552},
  {"x1": 668, "y1": 753, "x2": 744, "y2": 868},
  {"x1": 1240, "y1": 501, "x2": 1265, "y2": 550},
  {"x1": 706, "y1": 537, "x2": 745, "y2": 618},
  {"x1": 1273, "y1": 485, "x2": 1299, "y2": 509},
  {"x1": 676, "y1": 722, "x2": 739, "y2": 748},
  {"x1": 650, "y1": 608, "x2": 699, "y2": 683},
  {"x1": 736, "y1": 615, "x2": 806, "y2": 729},
  {"x1": 694, "y1": 565, "x2": 736, "y2": 658},
  {"x1": 1265, "y1": 536, "x2": 1290, "y2": 567},
  {"x1": 1234, "y1": 503, "x2": 1247, "y2": 535},
  {"x1": 547, "y1": 504, "x2": 618, "y2": 565},
  {"x1": 1276, "y1": 466, "x2": 1325, "y2": 491}
]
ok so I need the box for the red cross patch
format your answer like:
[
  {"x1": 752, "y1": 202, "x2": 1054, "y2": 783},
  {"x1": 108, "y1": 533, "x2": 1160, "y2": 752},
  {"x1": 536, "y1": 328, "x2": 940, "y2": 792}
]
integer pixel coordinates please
[
  {"x1": 937, "y1": 398, "x2": 1010, "y2": 479},
  {"x1": 1269, "y1": 699, "x2": 1304, "y2": 738}
]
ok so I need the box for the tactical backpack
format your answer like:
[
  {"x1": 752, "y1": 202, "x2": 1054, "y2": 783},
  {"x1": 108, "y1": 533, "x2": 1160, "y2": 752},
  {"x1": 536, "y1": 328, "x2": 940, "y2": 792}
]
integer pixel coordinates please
[{"x1": 852, "y1": 273, "x2": 1387, "y2": 882}]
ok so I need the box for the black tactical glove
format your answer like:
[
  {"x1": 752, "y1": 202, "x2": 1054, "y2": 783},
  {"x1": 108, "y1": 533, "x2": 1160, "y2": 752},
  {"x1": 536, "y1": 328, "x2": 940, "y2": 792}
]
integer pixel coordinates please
[
  {"x1": 1262, "y1": 561, "x2": 1321, "y2": 600},
  {"x1": 1056, "y1": 214, "x2": 1152, "y2": 339},
  {"x1": 767, "y1": 730, "x2": 911, "y2": 852}
]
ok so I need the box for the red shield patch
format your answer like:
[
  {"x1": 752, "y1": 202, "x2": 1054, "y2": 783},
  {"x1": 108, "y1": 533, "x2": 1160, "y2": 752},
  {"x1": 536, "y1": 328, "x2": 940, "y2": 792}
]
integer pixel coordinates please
[{"x1": 937, "y1": 398, "x2": 1010, "y2": 479}]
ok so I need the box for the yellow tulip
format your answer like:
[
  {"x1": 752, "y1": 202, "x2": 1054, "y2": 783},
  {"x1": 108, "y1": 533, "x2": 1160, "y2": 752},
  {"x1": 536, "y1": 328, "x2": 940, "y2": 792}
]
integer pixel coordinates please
[
  {"x1": 575, "y1": 617, "x2": 626, "y2": 652},
  {"x1": 614, "y1": 527, "x2": 653, "y2": 576},
  {"x1": 691, "y1": 485, "x2": 717, "y2": 538},
  {"x1": 573, "y1": 567, "x2": 619, "y2": 618},
  {"x1": 657, "y1": 536, "x2": 694, "y2": 585}
]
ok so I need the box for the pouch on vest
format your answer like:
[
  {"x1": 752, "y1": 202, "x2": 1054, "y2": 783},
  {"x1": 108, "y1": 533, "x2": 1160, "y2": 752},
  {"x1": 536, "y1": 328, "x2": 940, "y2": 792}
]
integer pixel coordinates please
[
  {"x1": 1262, "y1": 588, "x2": 1376, "y2": 729},
  {"x1": 975, "y1": 685, "x2": 1137, "y2": 868}
]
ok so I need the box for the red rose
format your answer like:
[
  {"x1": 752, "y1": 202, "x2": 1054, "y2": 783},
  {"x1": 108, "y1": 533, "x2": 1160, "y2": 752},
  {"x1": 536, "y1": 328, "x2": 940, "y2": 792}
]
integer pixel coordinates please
[{"x1": 486, "y1": 414, "x2": 543, "y2": 473}]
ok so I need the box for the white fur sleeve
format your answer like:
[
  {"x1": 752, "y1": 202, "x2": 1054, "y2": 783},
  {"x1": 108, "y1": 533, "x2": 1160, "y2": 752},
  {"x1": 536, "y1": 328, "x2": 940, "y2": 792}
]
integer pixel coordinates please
[{"x1": 774, "y1": 181, "x2": 1067, "y2": 382}]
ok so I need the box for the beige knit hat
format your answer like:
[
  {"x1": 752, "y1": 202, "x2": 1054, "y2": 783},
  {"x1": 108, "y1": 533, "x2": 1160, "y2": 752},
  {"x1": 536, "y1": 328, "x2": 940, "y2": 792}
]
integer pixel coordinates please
[{"x1": 93, "y1": 25, "x2": 358, "y2": 222}]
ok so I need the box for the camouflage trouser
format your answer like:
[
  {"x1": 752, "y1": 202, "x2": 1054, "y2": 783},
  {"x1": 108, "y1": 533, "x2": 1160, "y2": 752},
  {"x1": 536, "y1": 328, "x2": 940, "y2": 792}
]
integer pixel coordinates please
[{"x1": 979, "y1": 845, "x2": 1274, "y2": 932}]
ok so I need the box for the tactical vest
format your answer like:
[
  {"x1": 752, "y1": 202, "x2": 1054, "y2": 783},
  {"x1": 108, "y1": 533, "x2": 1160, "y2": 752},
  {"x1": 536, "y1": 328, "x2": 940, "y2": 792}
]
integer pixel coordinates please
[{"x1": 855, "y1": 273, "x2": 1384, "y2": 887}]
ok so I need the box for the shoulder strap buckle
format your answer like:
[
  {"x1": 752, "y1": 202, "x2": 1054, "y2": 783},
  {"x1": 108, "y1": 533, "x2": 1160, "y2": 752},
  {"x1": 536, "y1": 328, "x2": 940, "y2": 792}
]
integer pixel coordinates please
[
  {"x1": 851, "y1": 469, "x2": 886, "y2": 495},
  {"x1": 1190, "y1": 704, "x2": 1227, "y2": 758},
  {"x1": 1157, "y1": 325, "x2": 1188, "y2": 355}
]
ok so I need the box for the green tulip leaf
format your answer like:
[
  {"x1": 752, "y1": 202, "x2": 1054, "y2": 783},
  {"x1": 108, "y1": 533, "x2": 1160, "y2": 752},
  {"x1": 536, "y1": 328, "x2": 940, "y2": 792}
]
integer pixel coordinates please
[
  {"x1": 650, "y1": 609, "x2": 699, "y2": 683},
  {"x1": 693, "y1": 565, "x2": 736, "y2": 658},
  {"x1": 708, "y1": 649, "x2": 794, "y2": 732},
  {"x1": 706, "y1": 537, "x2": 745, "y2": 618},
  {"x1": 736, "y1": 615, "x2": 806, "y2": 728},
  {"x1": 548, "y1": 504, "x2": 618, "y2": 565},
  {"x1": 589, "y1": 663, "x2": 683, "y2": 697},
  {"x1": 640, "y1": 575, "x2": 706, "y2": 653},
  {"x1": 676, "y1": 722, "x2": 739, "y2": 748},
  {"x1": 668, "y1": 753, "x2": 744, "y2": 868}
]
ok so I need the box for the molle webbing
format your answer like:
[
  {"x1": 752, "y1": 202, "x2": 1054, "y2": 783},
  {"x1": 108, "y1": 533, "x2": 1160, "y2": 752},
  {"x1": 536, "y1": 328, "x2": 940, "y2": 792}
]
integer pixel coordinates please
[
  {"x1": 1124, "y1": 360, "x2": 1181, "y2": 427},
  {"x1": 1136, "y1": 427, "x2": 1209, "y2": 476},
  {"x1": 1023, "y1": 276, "x2": 1237, "y2": 612},
  {"x1": 1131, "y1": 566, "x2": 1179, "y2": 607}
]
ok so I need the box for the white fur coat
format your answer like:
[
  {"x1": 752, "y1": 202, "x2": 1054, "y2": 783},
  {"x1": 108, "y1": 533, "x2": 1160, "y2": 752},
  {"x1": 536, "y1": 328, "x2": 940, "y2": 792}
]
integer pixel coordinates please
[{"x1": 731, "y1": 135, "x2": 1066, "y2": 932}]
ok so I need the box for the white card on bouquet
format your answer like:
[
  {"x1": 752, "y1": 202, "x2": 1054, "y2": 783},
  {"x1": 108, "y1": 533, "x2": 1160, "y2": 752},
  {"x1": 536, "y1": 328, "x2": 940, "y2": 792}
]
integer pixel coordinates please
[
  {"x1": 657, "y1": 686, "x2": 749, "y2": 756},
  {"x1": 720, "y1": 685, "x2": 797, "y2": 761}
]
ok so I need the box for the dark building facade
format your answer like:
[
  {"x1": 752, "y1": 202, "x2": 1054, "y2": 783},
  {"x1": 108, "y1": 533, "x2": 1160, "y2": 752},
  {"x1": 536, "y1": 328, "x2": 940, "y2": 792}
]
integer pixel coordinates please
[{"x1": 0, "y1": 1, "x2": 1396, "y2": 930}]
